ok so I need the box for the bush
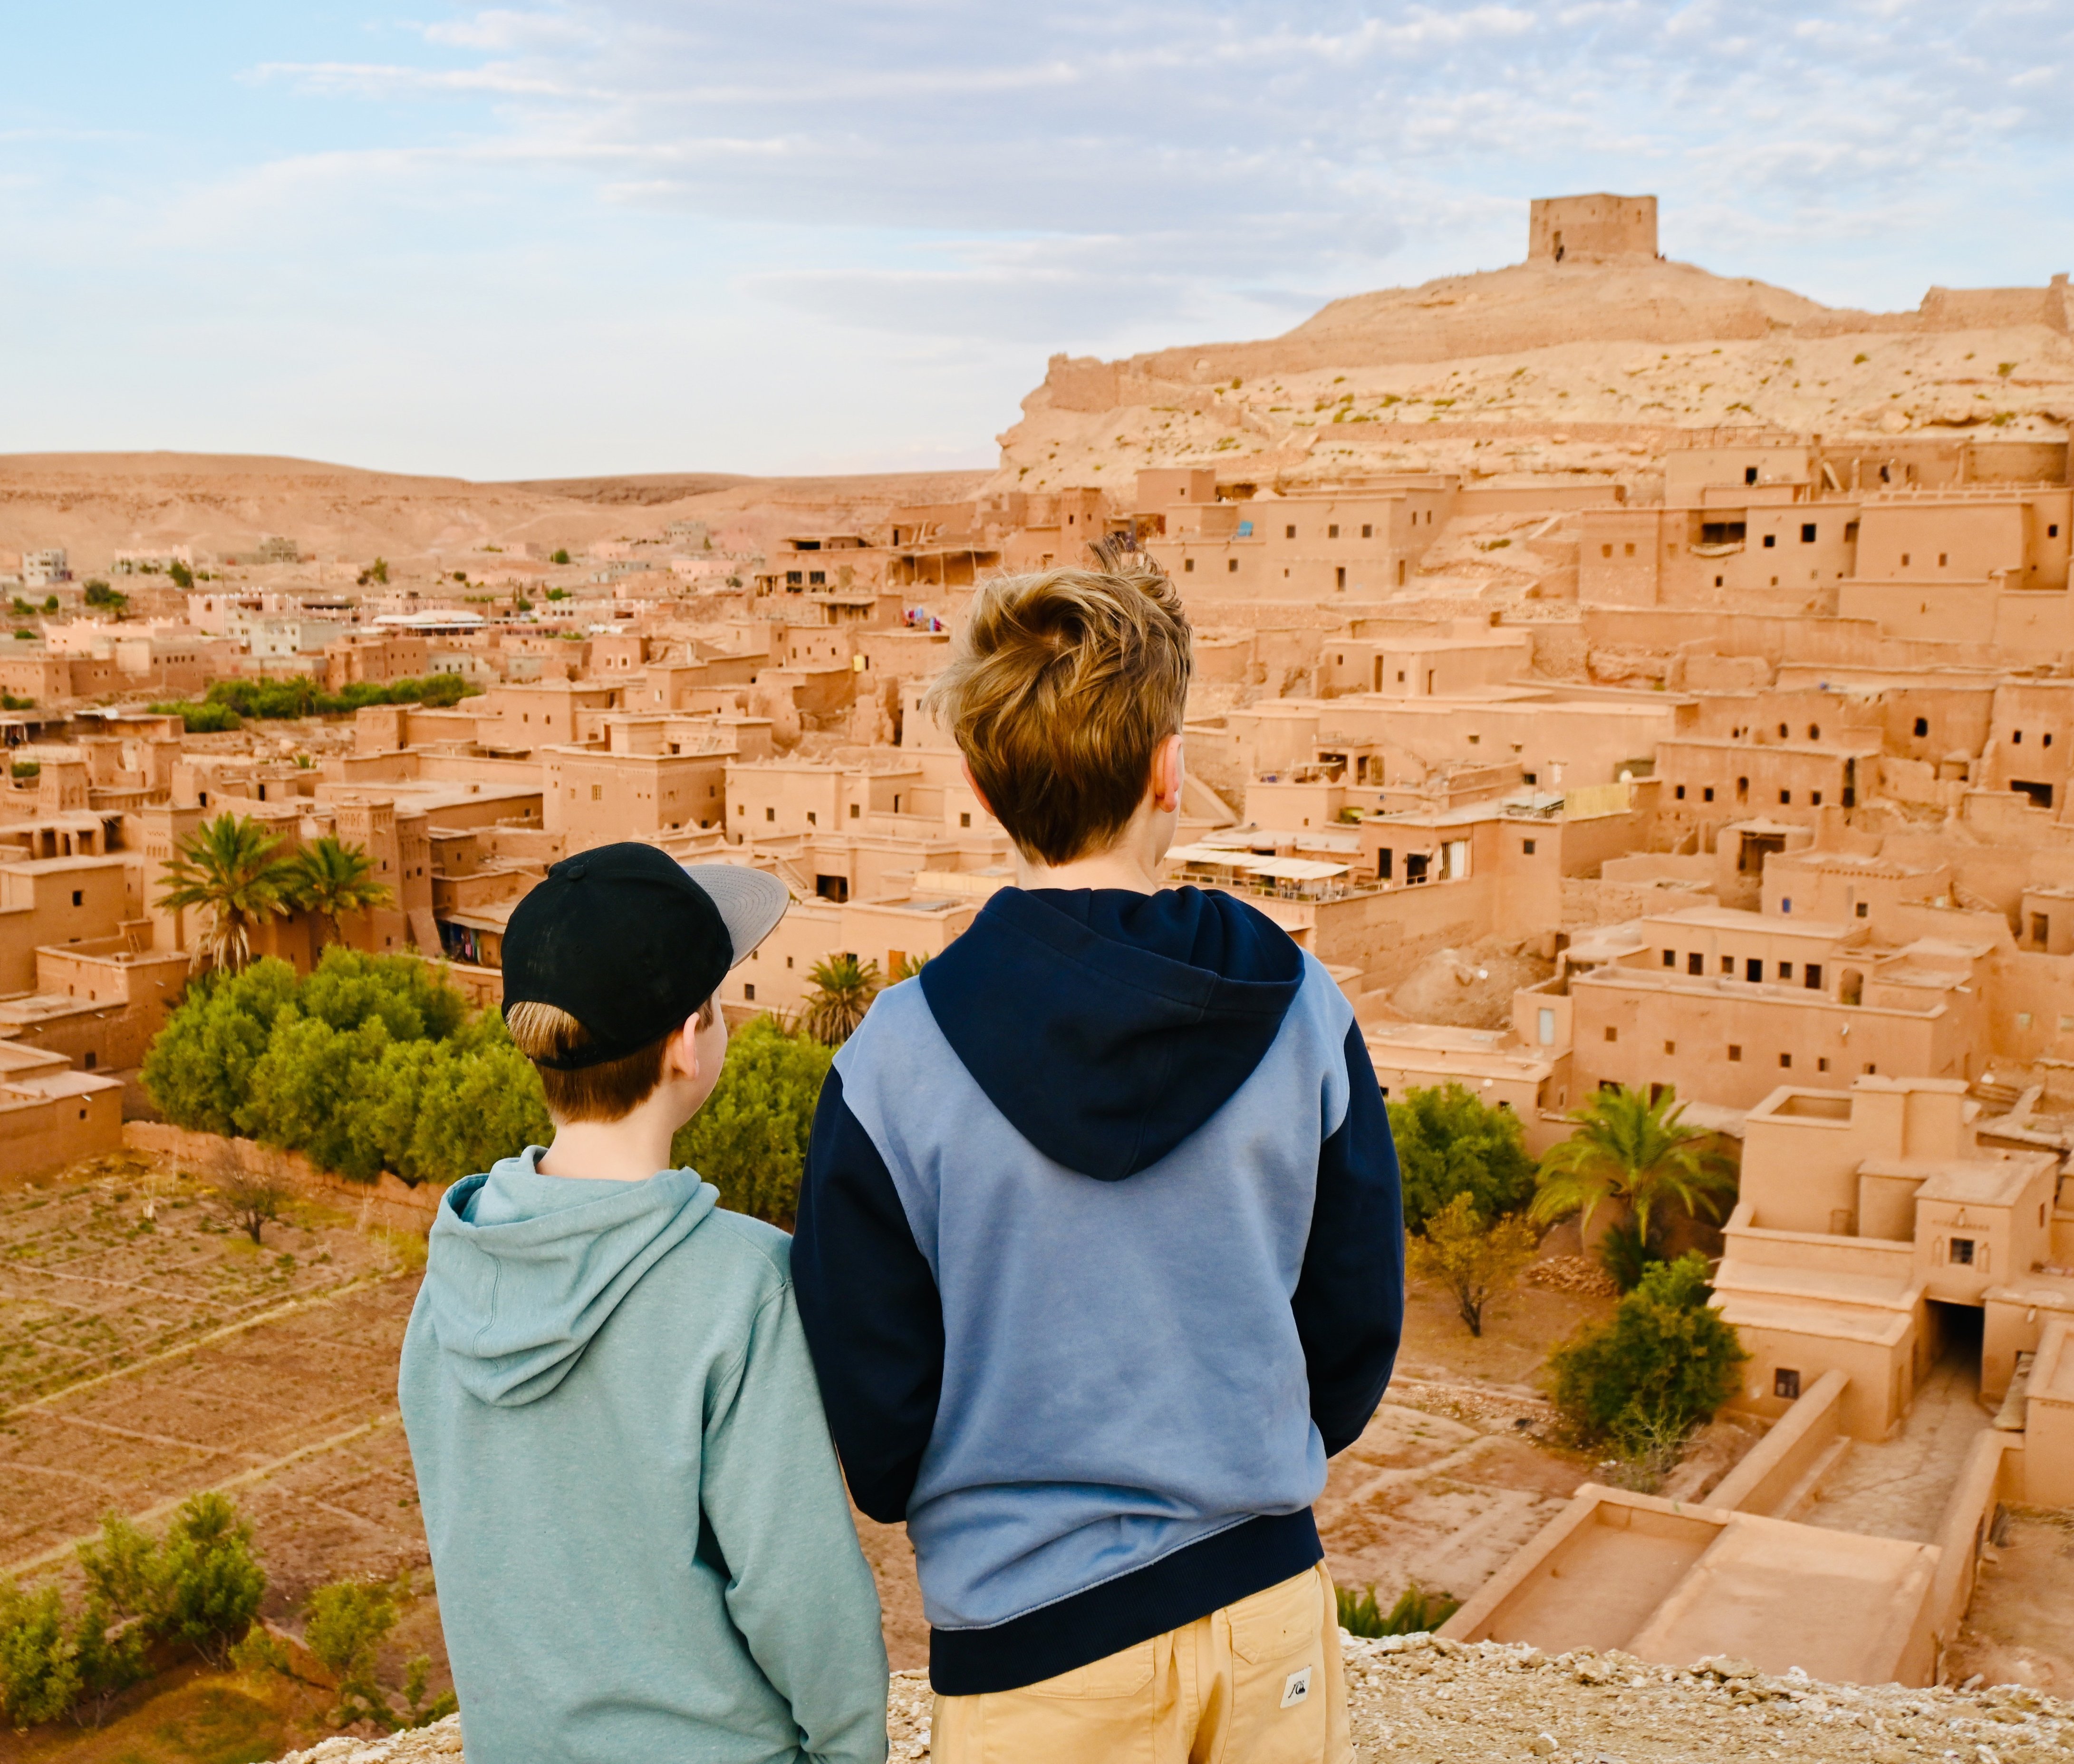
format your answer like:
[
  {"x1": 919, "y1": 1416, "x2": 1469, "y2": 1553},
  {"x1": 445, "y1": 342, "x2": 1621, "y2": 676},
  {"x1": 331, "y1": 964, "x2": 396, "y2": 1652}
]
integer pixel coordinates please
[
  {"x1": 305, "y1": 1581, "x2": 397, "y2": 1726},
  {"x1": 1335, "y1": 1581, "x2": 1460, "y2": 1639},
  {"x1": 1546, "y1": 1253, "x2": 1746, "y2": 1456},
  {"x1": 550, "y1": 548, "x2": 570, "y2": 565},
  {"x1": 1387, "y1": 1083, "x2": 1538, "y2": 1233},
  {"x1": 144, "y1": 949, "x2": 550, "y2": 1185},
  {"x1": 148, "y1": 699, "x2": 241, "y2": 733},
  {"x1": 79, "y1": 1494, "x2": 266, "y2": 1667},
  {"x1": 671, "y1": 1016, "x2": 833, "y2": 1228},
  {"x1": 0, "y1": 1582, "x2": 80, "y2": 1728}
]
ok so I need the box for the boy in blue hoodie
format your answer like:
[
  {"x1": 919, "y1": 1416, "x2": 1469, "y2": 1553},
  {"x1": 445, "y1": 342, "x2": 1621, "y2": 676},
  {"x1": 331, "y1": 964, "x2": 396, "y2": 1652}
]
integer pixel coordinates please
[
  {"x1": 793, "y1": 566, "x2": 1403, "y2": 1764},
  {"x1": 399, "y1": 844, "x2": 888, "y2": 1764}
]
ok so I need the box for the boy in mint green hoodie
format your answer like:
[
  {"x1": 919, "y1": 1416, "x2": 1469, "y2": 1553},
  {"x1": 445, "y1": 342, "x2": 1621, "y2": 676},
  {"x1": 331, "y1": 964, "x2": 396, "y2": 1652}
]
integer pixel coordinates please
[{"x1": 399, "y1": 844, "x2": 887, "y2": 1764}]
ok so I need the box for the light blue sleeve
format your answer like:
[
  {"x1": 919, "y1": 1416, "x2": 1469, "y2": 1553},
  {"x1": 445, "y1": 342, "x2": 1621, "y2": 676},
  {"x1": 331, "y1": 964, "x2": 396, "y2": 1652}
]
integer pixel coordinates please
[{"x1": 703, "y1": 1278, "x2": 890, "y2": 1764}]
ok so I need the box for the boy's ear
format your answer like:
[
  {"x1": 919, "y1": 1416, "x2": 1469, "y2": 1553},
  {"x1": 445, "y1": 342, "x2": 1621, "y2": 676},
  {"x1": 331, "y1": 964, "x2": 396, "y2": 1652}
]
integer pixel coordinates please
[
  {"x1": 1153, "y1": 733, "x2": 1184, "y2": 813},
  {"x1": 667, "y1": 1016, "x2": 703, "y2": 1084}
]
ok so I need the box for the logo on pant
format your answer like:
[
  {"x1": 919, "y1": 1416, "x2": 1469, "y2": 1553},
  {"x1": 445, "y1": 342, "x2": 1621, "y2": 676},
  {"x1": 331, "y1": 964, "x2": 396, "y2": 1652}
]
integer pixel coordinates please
[{"x1": 1280, "y1": 1666, "x2": 1312, "y2": 1709}]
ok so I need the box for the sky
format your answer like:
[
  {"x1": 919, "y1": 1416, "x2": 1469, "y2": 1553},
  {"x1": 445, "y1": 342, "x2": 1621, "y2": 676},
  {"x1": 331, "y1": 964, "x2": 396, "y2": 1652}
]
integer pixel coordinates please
[{"x1": 2, "y1": 1, "x2": 2071, "y2": 480}]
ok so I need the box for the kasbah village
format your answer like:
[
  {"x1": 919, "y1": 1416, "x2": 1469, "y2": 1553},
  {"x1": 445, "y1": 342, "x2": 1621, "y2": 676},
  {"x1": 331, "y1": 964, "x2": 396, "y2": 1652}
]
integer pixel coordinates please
[{"x1": 10, "y1": 193, "x2": 2074, "y2": 1764}]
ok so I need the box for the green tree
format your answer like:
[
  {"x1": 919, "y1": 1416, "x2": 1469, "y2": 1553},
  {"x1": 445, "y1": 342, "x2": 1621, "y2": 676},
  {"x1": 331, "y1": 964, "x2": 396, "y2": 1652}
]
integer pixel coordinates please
[
  {"x1": 289, "y1": 836, "x2": 394, "y2": 949},
  {"x1": 1547, "y1": 1253, "x2": 1747, "y2": 1455},
  {"x1": 168, "y1": 561, "x2": 195, "y2": 589},
  {"x1": 800, "y1": 954, "x2": 880, "y2": 1045},
  {"x1": 1406, "y1": 1193, "x2": 1539, "y2": 1337},
  {"x1": 142, "y1": 957, "x2": 302, "y2": 1135},
  {"x1": 149, "y1": 1494, "x2": 268, "y2": 1665},
  {"x1": 0, "y1": 1581, "x2": 80, "y2": 1728},
  {"x1": 84, "y1": 580, "x2": 128, "y2": 612},
  {"x1": 1531, "y1": 1085, "x2": 1736, "y2": 1249},
  {"x1": 550, "y1": 548, "x2": 570, "y2": 565},
  {"x1": 157, "y1": 814, "x2": 299, "y2": 973},
  {"x1": 304, "y1": 1581, "x2": 399, "y2": 1728},
  {"x1": 149, "y1": 699, "x2": 242, "y2": 733},
  {"x1": 671, "y1": 1016, "x2": 834, "y2": 1227},
  {"x1": 1388, "y1": 1083, "x2": 1539, "y2": 1233}
]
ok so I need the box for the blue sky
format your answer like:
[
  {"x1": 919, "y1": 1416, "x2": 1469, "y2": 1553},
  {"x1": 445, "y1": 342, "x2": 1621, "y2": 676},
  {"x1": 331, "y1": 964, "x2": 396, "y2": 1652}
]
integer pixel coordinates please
[{"x1": 3, "y1": 1, "x2": 2070, "y2": 479}]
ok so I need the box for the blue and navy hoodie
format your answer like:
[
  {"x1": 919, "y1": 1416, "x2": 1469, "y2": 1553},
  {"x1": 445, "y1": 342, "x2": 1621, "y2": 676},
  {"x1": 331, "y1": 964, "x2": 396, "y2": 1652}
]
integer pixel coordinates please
[{"x1": 793, "y1": 885, "x2": 1404, "y2": 1696}]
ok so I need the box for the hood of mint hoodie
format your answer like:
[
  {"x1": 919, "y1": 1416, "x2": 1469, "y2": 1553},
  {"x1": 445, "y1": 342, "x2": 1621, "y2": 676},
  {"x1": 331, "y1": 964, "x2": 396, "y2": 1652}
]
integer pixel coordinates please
[{"x1": 398, "y1": 1148, "x2": 888, "y2": 1764}]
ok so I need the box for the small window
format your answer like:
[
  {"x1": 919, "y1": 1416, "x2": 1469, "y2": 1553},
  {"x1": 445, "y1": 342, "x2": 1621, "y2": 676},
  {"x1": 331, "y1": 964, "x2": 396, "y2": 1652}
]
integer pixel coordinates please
[
  {"x1": 1856, "y1": 902, "x2": 1868, "y2": 918},
  {"x1": 1811, "y1": 791, "x2": 1823, "y2": 806},
  {"x1": 1914, "y1": 716, "x2": 1929, "y2": 737},
  {"x1": 850, "y1": 803, "x2": 860, "y2": 819},
  {"x1": 2051, "y1": 524, "x2": 2062, "y2": 538},
  {"x1": 71, "y1": 890, "x2": 82, "y2": 906},
  {"x1": 1522, "y1": 839, "x2": 1536, "y2": 855},
  {"x1": 1184, "y1": 558, "x2": 1195, "y2": 572},
  {"x1": 743, "y1": 983, "x2": 756, "y2": 1001},
  {"x1": 1939, "y1": 553, "x2": 1948, "y2": 567},
  {"x1": 1746, "y1": 958, "x2": 1762, "y2": 983},
  {"x1": 1805, "y1": 964, "x2": 1823, "y2": 990},
  {"x1": 1902, "y1": 553, "x2": 1910, "y2": 566},
  {"x1": 1703, "y1": 786, "x2": 1715, "y2": 802},
  {"x1": 590, "y1": 784, "x2": 602, "y2": 801},
  {"x1": 84, "y1": 1051, "x2": 96, "y2": 1069},
  {"x1": 1328, "y1": 524, "x2": 1340, "y2": 539},
  {"x1": 960, "y1": 812, "x2": 971, "y2": 827},
  {"x1": 2015, "y1": 730, "x2": 2024, "y2": 744},
  {"x1": 1625, "y1": 542, "x2": 1635, "y2": 557},
  {"x1": 1601, "y1": 544, "x2": 1613, "y2": 559},
  {"x1": 1361, "y1": 524, "x2": 1373, "y2": 539},
  {"x1": 1687, "y1": 952, "x2": 1703, "y2": 975},
  {"x1": 1662, "y1": 949, "x2": 1676, "y2": 967},
  {"x1": 1728, "y1": 1044, "x2": 1743, "y2": 1061},
  {"x1": 1774, "y1": 1368, "x2": 1802, "y2": 1400},
  {"x1": 1745, "y1": 466, "x2": 1759, "y2": 485},
  {"x1": 1227, "y1": 559, "x2": 1238, "y2": 573},
  {"x1": 1285, "y1": 525, "x2": 1296, "y2": 540},
  {"x1": 1779, "y1": 1052, "x2": 1793, "y2": 1068},
  {"x1": 1675, "y1": 784, "x2": 1687, "y2": 800},
  {"x1": 1801, "y1": 523, "x2": 1816, "y2": 543},
  {"x1": 765, "y1": 807, "x2": 775, "y2": 822},
  {"x1": 1763, "y1": 533, "x2": 1776, "y2": 549},
  {"x1": 1663, "y1": 1040, "x2": 1676, "y2": 1055},
  {"x1": 1950, "y1": 1237, "x2": 1975, "y2": 1265},
  {"x1": 1604, "y1": 1026, "x2": 1618, "y2": 1042},
  {"x1": 1780, "y1": 790, "x2": 1792, "y2": 805},
  {"x1": 1720, "y1": 955, "x2": 1733, "y2": 974},
  {"x1": 1778, "y1": 961, "x2": 1794, "y2": 980}
]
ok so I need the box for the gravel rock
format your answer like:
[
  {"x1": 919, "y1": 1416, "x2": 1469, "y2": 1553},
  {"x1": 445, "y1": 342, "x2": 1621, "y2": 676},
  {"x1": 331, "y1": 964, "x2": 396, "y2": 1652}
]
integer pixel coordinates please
[{"x1": 277, "y1": 1636, "x2": 2074, "y2": 1763}]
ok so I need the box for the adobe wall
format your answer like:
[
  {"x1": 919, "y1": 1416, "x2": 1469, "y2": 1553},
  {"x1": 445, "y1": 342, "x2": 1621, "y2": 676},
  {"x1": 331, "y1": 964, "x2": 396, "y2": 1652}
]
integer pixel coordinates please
[
  {"x1": 122, "y1": 1121, "x2": 449, "y2": 1233},
  {"x1": 1528, "y1": 194, "x2": 1659, "y2": 262}
]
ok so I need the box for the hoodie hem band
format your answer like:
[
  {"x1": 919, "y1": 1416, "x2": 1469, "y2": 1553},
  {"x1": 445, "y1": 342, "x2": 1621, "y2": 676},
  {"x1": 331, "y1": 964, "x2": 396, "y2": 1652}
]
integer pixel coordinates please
[{"x1": 926, "y1": 1508, "x2": 1323, "y2": 1696}]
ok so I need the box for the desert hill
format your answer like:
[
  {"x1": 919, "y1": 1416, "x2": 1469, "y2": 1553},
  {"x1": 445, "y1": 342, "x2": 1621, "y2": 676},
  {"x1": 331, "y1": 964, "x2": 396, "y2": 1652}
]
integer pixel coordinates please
[
  {"x1": 0, "y1": 453, "x2": 990, "y2": 572},
  {"x1": 996, "y1": 253, "x2": 2074, "y2": 497}
]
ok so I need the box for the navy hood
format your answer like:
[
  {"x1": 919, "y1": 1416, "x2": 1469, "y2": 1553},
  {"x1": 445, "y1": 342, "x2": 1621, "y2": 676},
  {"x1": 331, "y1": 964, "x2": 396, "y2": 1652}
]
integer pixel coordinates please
[{"x1": 918, "y1": 886, "x2": 1303, "y2": 1181}]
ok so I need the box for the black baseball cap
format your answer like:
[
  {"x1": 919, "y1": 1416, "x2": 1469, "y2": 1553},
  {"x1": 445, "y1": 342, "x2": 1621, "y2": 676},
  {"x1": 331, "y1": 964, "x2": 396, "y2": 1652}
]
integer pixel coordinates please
[{"x1": 501, "y1": 844, "x2": 790, "y2": 1070}]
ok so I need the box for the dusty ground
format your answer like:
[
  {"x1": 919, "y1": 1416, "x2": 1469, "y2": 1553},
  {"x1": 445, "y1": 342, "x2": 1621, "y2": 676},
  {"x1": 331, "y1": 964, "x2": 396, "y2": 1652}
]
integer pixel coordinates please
[
  {"x1": 279, "y1": 1636, "x2": 2074, "y2": 1764},
  {"x1": 1801, "y1": 1351, "x2": 1991, "y2": 1542},
  {"x1": 1951, "y1": 1511, "x2": 2074, "y2": 1697}
]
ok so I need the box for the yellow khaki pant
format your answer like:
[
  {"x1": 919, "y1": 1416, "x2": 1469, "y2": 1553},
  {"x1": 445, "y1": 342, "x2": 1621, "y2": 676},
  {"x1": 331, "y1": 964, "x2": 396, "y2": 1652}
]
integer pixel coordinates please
[{"x1": 931, "y1": 1563, "x2": 1350, "y2": 1764}]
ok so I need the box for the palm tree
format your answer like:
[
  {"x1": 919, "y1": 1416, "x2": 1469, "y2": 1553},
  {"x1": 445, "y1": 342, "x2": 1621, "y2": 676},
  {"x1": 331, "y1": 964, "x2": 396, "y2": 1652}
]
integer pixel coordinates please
[
  {"x1": 290, "y1": 835, "x2": 393, "y2": 948},
  {"x1": 800, "y1": 954, "x2": 881, "y2": 1045},
  {"x1": 1530, "y1": 1084, "x2": 1737, "y2": 1248},
  {"x1": 157, "y1": 814, "x2": 299, "y2": 974}
]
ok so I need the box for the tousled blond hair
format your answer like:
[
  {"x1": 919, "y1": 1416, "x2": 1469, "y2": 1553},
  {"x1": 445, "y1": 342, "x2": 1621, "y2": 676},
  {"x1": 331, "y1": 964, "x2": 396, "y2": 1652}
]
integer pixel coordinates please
[
  {"x1": 505, "y1": 995, "x2": 714, "y2": 1123},
  {"x1": 924, "y1": 565, "x2": 1191, "y2": 867}
]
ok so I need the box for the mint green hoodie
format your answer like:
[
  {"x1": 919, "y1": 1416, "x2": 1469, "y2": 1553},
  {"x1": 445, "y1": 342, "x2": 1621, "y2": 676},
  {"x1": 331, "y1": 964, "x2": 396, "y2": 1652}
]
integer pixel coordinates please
[{"x1": 398, "y1": 1148, "x2": 888, "y2": 1764}]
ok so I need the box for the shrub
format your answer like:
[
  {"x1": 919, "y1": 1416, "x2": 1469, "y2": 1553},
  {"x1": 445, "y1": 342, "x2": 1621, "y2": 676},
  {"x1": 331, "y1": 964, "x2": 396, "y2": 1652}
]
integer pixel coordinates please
[
  {"x1": 1388, "y1": 1083, "x2": 1538, "y2": 1233},
  {"x1": 0, "y1": 1582, "x2": 80, "y2": 1728},
  {"x1": 78, "y1": 1496, "x2": 267, "y2": 1668},
  {"x1": 305, "y1": 1581, "x2": 398, "y2": 1727},
  {"x1": 1596, "y1": 1217, "x2": 1664, "y2": 1293},
  {"x1": 550, "y1": 548, "x2": 570, "y2": 565},
  {"x1": 1335, "y1": 1581, "x2": 1460, "y2": 1639},
  {"x1": 672, "y1": 1016, "x2": 833, "y2": 1228},
  {"x1": 1407, "y1": 1193, "x2": 1539, "y2": 1336},
  {"x1": 149, "y1": 699, "x2": 242, "y2": 733},
  {"x1": 1546, "y1": 1253, "x2": 1746, "y2": 1455}
]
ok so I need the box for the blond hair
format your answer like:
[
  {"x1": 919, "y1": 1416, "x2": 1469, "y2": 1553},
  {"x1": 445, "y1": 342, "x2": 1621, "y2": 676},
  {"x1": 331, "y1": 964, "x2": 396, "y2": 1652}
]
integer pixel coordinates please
[
  {"x1": 924, "y1": 565, "x2": 1191, "y2": 867},
  {"x1": 505, "y1": 995, "x2": 714, "y2": 1123}
]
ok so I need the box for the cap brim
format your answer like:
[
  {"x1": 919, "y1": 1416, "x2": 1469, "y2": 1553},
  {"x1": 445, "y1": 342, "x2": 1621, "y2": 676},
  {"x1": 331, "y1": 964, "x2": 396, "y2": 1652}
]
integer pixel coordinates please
[{"x1": 684, "y1": 862, "x2": 792, "y2": 968}]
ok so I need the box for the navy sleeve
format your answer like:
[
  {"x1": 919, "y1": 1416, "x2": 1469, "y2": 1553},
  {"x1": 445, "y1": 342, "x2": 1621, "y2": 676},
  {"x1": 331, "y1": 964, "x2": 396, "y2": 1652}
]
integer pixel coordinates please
[
  {"x1": 1292, "y1": 1022, "x2": 1405, "y2": 1456},
  {"x1": 792, "y1": 1067, "x2": 945, "y2": 1523}
]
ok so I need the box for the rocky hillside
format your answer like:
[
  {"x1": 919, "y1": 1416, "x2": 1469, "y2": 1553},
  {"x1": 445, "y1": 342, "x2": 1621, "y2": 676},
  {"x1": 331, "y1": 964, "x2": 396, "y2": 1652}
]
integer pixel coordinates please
[
  {"x1": 995, "y1": 258, "x2": 2074, "y2": 497},
  {"x1": 277, "y1": 1632, "x2": 2074, "y2": 1764}
]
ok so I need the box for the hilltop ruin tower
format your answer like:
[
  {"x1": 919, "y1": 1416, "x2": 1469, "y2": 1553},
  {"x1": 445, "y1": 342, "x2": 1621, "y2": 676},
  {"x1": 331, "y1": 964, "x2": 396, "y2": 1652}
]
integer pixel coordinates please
[{"x1": 1528, "y1": 193, "x2": 1658, "y2": 263}]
